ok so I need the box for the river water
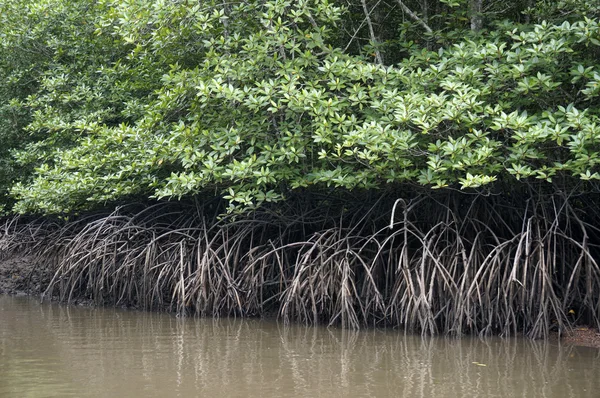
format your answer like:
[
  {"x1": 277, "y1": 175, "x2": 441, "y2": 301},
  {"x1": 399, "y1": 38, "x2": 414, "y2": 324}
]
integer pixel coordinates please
[{"x1": 1, "y1": 295, "x2": 599, "y2": 398}]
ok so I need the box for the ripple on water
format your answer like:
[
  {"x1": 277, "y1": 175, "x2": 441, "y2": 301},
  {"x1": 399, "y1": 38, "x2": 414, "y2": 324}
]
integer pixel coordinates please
[{"x1": 1, "y1": 295, "x2": 599, "y2": 398}]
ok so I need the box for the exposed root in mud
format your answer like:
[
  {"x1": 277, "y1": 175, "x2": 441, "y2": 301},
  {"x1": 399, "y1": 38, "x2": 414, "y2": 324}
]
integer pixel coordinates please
[{"x1": 1, "y1": 192, "x2": 600, "y2": 339}]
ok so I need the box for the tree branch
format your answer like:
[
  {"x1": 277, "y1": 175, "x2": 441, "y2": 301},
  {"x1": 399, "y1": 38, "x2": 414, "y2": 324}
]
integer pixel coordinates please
[
  {"x1": 360, "y1": 0, "x2": 384, "y2": 65},
  {"x1": 395, "y1": 0, "x2": 433, "y2": 34}
]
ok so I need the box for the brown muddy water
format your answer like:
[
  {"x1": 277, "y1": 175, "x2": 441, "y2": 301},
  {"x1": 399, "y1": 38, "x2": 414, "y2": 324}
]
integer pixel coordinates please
[{"x1": 1, "y1": 296, "x2": 599, "y2": 398}]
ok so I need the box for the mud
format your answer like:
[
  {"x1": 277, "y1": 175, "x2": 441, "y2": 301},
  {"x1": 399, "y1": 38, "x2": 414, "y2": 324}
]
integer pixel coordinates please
[
  {"x1": 559, "y1": 327, "x2": 600, "y2": 348},
  {"x1": 0, "y1": 255, "x2": 52, "y2": 296}
]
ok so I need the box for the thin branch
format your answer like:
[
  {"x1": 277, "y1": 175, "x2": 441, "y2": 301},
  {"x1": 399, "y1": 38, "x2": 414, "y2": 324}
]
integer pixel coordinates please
[
  {"x1": 360, "y1": 0, "x2": 384, "y2": 65},
  {"x1": 342, "y1": 0, "x2": 383, "y2": 53},
  {"x1": 395, "y1": 0, "x2": 433, "y2": 34}
]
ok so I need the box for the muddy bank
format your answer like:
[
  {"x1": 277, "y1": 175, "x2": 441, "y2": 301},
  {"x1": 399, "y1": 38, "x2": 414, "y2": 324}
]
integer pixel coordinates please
[
  {"x1": 0, "y1": 254, "x2": 118, "y2": 307},
  {"x1": 0, "y1": 254, "x2": 52, "y2": 296},
  {"x1": 558, "y1": 327, "x2": 600, "y2": 348}
]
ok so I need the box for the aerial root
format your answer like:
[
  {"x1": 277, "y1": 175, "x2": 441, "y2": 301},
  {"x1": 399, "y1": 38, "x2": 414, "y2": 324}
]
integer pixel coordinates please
[{"x1": 1, "y1": 195, "x2": 599, "y2": 337}]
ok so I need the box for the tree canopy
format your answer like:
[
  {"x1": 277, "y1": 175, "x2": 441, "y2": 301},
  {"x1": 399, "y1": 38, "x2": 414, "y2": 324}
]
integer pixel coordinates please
[{"x1": 0, "y1": 0, "x2": 599, "y2": 214}]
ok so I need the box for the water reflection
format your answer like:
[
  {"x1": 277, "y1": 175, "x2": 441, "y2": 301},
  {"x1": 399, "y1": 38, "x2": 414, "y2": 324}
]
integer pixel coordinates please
[{"x1": 1, "y1": 296, "x2": 599, "y2": 398}]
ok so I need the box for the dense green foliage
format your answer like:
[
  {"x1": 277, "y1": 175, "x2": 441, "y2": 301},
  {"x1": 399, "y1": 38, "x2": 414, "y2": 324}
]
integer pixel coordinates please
[{"x1": 0, "y1": 0, "x2": 597, "y2": 214}]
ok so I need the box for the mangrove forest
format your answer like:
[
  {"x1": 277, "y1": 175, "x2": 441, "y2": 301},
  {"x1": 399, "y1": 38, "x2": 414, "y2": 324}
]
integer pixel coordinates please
[{"x1": 1, "y1": 0, "x2": 600, "y2": 339}]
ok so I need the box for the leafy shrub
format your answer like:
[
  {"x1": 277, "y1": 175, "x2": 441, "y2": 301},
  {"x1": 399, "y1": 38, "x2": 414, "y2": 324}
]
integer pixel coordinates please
[{"x1": 0, "y1": 0, "x2": 598, "y2": 214}]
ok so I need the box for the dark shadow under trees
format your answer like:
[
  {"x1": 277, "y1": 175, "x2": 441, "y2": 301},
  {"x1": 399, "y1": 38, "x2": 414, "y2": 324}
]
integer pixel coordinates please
[{"x1": 2, "y1": 187, "x2": 599, "y2": 339}]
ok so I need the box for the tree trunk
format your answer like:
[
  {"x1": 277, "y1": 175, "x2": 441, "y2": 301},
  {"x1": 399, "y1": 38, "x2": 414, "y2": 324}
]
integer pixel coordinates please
[{"x1": 470, "y1": 0, "x2": 483, "y2": 32}]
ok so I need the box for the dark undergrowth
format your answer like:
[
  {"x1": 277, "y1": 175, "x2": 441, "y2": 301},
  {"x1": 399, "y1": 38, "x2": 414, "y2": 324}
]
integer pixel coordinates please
[{"x1": 1, "y1": 190, "x2": 599, "y2": 339}]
